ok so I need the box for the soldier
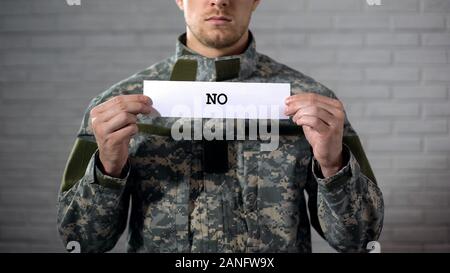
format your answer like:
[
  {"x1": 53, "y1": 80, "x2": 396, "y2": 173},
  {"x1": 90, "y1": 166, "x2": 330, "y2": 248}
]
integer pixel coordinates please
[{"x1": 57, "y1": 0, "x2": 384, "y2": 253}]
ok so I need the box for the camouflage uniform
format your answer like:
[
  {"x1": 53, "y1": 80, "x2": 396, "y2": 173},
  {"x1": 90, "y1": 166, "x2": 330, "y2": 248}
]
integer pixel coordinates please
[{"x1": 57, "y1": 33, "x2": 384, "y2": 253}]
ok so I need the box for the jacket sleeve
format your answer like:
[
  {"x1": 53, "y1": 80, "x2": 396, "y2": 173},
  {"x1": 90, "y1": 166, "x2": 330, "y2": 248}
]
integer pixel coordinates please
[
  {"x1": 57, "y1": 135, "x2": 131, "y2": 253},
  {"x1": 56, "y1": 87, "x2": 133, "y2": 253},
  {"x1": 305, "y1": 125, "x2": 384, "y2": 253}
]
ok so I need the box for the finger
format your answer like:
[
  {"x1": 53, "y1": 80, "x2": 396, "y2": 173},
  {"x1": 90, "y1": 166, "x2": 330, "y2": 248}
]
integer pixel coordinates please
[
  {"x1": 285, "y1": 94, "x2": 343, "y2": 116},
  {"x1": 285, "y1": 99, "x2": 334, "y2": 117},
  {"x1": 286, "y1": 93, "x2": 343, "y2": 109},
  {"x1": 92, "y1": 95, "x2": 152, "y2": 115},
  {"x1": 285, "y1": 98, "x2": 344, "y2": 119},
  {"x1": 103, "y1": 112, "x2": 138, "y2": 135},
  {"x1": 96, "y1": 101, "x2": 153, "y2": 123},
  {"x1": 292, "y1": 105, "x2": 334, "y2": 126},
  {"x1": 295, "y1": 115, "x2": 329, "y2": 134},
  {"x1": 107, "y1": 123, "x2": 139, "y2": 145}
]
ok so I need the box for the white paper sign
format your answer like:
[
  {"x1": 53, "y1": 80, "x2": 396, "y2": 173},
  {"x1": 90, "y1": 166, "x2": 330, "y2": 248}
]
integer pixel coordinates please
[{"x1": 143, "y1": 81, "x2": 290, "y2": 119}]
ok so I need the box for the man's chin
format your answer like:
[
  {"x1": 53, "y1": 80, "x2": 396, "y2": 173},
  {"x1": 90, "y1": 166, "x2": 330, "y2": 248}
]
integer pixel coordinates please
[{"x1": 203, "y1": 32, "x2": 240, "y2": 49}]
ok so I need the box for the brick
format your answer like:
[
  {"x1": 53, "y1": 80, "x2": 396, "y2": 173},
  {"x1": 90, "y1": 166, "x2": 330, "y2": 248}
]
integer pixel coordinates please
[
  {"x1": 394, "y1": 155, "x2": 448, "y2": 169},
  {"x1": 338, "y1": 50, "x2": 391, "y2": 64},
  {"x1": 0, "y1": 119, "x2": 79, "y2": 139},
  {"x1": 29, "y1": 137, "x2": 78, "y2": 153},
  {"x1": 0, "y1": 243, "x2": 64, "y2": 253},
  {"x1": 423, "y1": 67, "x2": 450, "y2": 82},
  {"x1": 248, "y1": 32, "x2": 307, "y2": 47},
  {"x1": 366, "y1": 103, "x2": 420, "y2": 117},
  {"x1": 309, "y1": 67, "x2": 363, "y2": 82},
  {"x1": 363, "y1": 0, "x2": 420, "y2": 12},
  {"x1": 394, "y1": 50, "x2": 447, "y2": 64},
  {"x1": 424, "y1": 209, "x2": 450, "y2": 224},
  {"x1": 336, "y1": 85, "x2": 390, "y2": 99},
  {"x1": 0, "y1": 15, "x2": 58, "y2": 32},
  {"x1": 0, "y1": 209, "x2": 56, "y2": 226},
  {"x1": 0, "y1": 83, "x2": 59, "y2": 100},
  {"x1": 0, "y1": 173, "x2": 64, "y2": 189},
  {"x1": 425, "y1": 137, "x2": 450, "y2": 152},
  {"x1": 0, "y1": 0, "x2": 32, "y2": 15},
  {"x1": 308, "y1": 0, "x2": 362, "y2": 11},
  {"x1": 309, "y1": 33, "x2": 363, "y2": 47},
  {"x1": 335, "y1": 15, "x2": 390, "y2": 29},
  {"x1": 424, "y1": 103, "x2": 450, "y2": 116},
  {"x1": 423, "y1": 0, "x2": 450, "y2": 12},
  {"x1": 256, "y1": 0, "x2": 306, "y2": 12},
  {"x1": 384, "y1": 209, "x2": 423, "y2": 224},
  {"x1": 344, "y1": 103, "x2": 367, "y2": 118},
  {"x1": 0, "y1": 227, "x2": 59, "y2": 244},
  {"x1": 423, "y1": 244, "x2": 450, "y2": 252},
  {"x1": 351, "y1": 120, "x2": 391, "y2": 134},
  {"x1": 366, "y1": 33, "x2": 419, "y2": 46},
  {"x1": 426, "y1": 174, "x2": 450, "y2": 189},
  {"x1": 389, "y1": 192, "x2": 449, "y2": 207},
  {"x1": 28, "y1": 66, "x2": 84, "y2": 83},
  {"x1": 1, "y1": 51, "x2": 59, "y2": 66},
  {"x1": 379, "y1": 242, "x2": 424, "y2": 253},
  {"x1": 0, "y1": 138, "x2": 29, "y2": 152},
  {"x1": 393, "y1": 15, "x2": 446, "y2": 30},
  {"x1": 0, "y1": 190, "x2": 56, "y2": 208},
  {"x1": 422, "y1": 33, "x2": 450, "y2": 46},
  {"x1": 57, "y1": 49, "x2": 164, "y2": 65},
  {"x1": 367, "y1": 137, "x2": 422, "y2": 152},
  {"x1": 0, "y1": 68, "x2": 28, "y2": 82},
  {"x1": 31, "y1": 35, "x2": 83, "y2": 48},
  {"x1": 56, "y1": 14, "x2": 184, "y2": 32},
  {"x1": 253, "y1": 14, "x2": 333, "y2": 30},
  {"x1": 395, "y1": 120, "x2": 448, "y2": 134},
  {"x1": 376, "y1": 174, "x2": 426, "y2": 190},
  {"x1": 0, "y1": 35, "x2": 29, "y2": 49},
  {"x1": 391, "y1": 227, "x2": 448, "y2": 243},
  {"x1": 366, "y1": 155, "x2": 392, "y2": 169},
  {"x1": 279, "y1": 49, "x2": 335, "y2": 64},
  {"x1": 85, "y1": 34, "x2": 137, "y2": 48},
  {"x1": 366, "y1": 67, "x2": 420, "y2": 82},
  {"x1": 140, "y1": 33, "x2": 179, "y2": 48},
  {"x1": 392, "y1": 86, "x2": 448, "y2": 99}
]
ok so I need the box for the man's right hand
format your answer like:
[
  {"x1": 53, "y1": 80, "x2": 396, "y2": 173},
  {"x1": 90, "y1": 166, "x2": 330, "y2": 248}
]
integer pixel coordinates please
[{"x1": 90, "y1": 94, "x2": 153, "y2": 177}]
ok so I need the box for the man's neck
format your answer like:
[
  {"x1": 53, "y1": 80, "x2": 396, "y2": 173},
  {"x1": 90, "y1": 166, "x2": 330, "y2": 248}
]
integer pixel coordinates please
[{"x1": 186, "y1": 30, "x2": 249, "y2": 58}]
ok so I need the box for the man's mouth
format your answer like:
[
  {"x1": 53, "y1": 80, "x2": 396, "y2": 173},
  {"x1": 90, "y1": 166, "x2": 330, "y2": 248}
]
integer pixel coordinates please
[{"x1": 205, "y1": 16, "x2": 232, "y2": 25}]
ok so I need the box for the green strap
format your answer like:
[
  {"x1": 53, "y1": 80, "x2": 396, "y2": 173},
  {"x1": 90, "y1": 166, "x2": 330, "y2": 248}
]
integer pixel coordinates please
[
  {"x1": 170, "y1": 59, "x2": 198, "y2": 81},
  {"x1": 343, "y1": 135, "x2": 377, "y2": 184},
  {"x1": 60, "y1": 138, "x2": 98, "y2": 192},
  {"x1": 215, "y1": 58, "x2": 240, "y2": 81},
  {"x1": 136, "y1": 59, "x2": 199, "y2": 135},
  {"x1": 137, "y1": 123, "x2": 172, "y2": 136}
]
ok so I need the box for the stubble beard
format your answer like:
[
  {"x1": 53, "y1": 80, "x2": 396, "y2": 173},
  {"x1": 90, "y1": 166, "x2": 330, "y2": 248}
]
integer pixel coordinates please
[{"x1": 187, "y1": 23, "x2": 247, "y2": 50}]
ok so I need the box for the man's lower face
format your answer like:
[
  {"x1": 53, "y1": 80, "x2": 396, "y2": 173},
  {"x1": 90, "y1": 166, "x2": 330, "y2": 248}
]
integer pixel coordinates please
[{"x1": 189, "y1": 24, "x2": 246, "y2": 49}]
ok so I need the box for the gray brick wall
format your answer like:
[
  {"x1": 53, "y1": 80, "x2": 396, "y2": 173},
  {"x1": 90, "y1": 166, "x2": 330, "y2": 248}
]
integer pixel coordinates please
[{"x1": 0, "y1": 0, "x2": 449, "y2": 253}]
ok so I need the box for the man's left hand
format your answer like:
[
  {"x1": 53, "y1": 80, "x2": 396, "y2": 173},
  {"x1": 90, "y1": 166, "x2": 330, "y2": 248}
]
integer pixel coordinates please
[{"x1": 285, "y1": 93, "x2": 345, "y2": 178}]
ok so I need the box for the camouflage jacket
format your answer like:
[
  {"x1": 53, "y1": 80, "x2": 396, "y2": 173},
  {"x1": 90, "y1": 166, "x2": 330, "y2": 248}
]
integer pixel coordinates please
[{"x1": 57, "y1": 33, "x2": 384, "y2": 253}]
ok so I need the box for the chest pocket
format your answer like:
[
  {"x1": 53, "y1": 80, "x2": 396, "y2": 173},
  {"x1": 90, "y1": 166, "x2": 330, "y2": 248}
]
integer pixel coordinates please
[{"x1": 238, "y1": 136, "x2": 311, "y2": 252}]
